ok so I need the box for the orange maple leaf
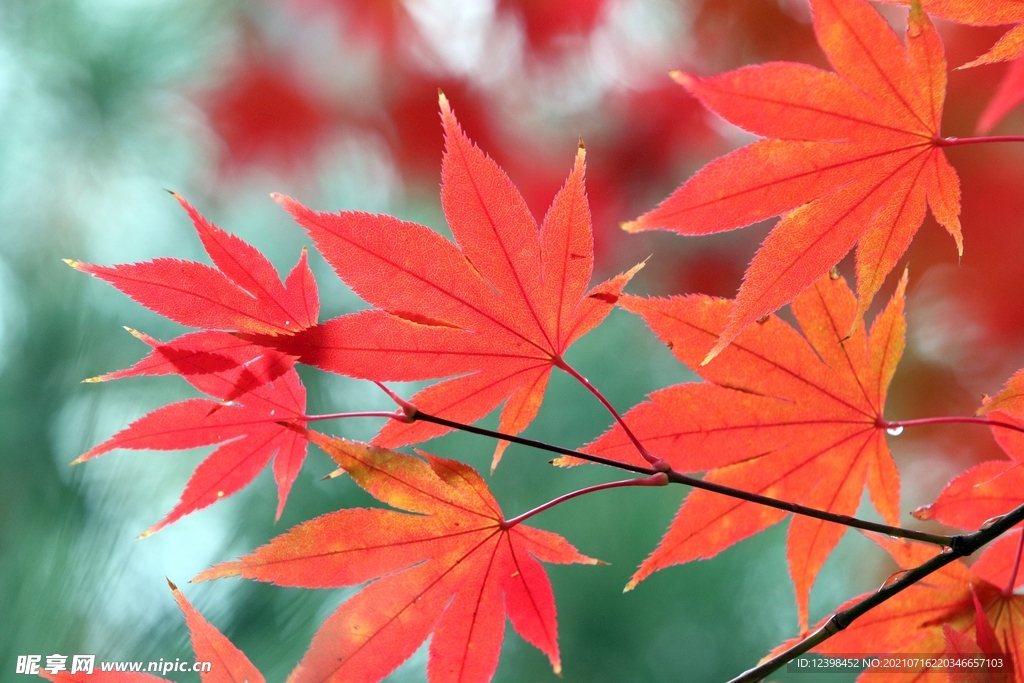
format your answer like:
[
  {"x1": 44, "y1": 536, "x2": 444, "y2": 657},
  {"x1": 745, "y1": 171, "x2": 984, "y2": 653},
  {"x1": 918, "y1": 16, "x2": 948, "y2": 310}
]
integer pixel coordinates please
[
  {"x1": 790, "y1": 538, "x2": 1020, "y2": 682},
  {"x1": 626, "y1": 0, "x2": 960, "y2": 361},
  {"x1": 196, "y1": 433, "x2": 598, "y2": 683},
  {"x1": 571, "y1": 271, "x2": 906, "y2": 630},
  {"x1": 264, "y1": 94, "x2": 639, "y2": 467}
]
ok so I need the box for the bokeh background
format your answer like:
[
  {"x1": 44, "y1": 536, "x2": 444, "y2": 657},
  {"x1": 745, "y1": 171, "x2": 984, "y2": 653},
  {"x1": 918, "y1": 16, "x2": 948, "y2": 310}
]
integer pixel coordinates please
[{"x1": 3, "y1": 0, "x2": 1024, "y2": 681}]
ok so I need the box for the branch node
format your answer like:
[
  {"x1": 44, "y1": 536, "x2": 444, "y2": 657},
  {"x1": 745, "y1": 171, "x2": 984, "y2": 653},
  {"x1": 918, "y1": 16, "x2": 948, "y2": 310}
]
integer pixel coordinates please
[
  {"x1": 949, "y1": 534, "x2": 971, "y2": 557},
  {"x1": 823, "y1": 615, "x2": 844, "y2": 636},
  {"x1": 374, "y1": 382, "x2": 418, "y2": 422}
]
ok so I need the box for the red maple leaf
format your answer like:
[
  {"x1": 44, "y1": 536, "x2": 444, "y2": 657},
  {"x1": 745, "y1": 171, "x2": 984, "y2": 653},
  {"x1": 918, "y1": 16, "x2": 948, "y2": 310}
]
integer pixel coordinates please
[
  {"x1": 626, "y1": 0, "x2": 960, "y2": 361},
  {"x1": 76, "y1": 342, "x2": 308, "y2": 534},
  {"x1": 205, "y1": 56, "x2": 336, "y2": 175},
  {"x1": 196, "y1": 433, "x2": 597, "y2": 683},
  {"x1": 68, "y1": 193, "x2": 319, "y2": 337},
  {"x1": 263, "y1": 95, "x2": 639, "y2": 467},
  {"x1": 570, "y1": 272, "x2": 906, "y2": 630}
]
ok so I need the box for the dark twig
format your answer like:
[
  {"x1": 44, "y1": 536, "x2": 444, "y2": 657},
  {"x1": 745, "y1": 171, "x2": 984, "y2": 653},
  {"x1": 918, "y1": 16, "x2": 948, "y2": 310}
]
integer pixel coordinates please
[{"x1": 410, "y1": 410, "x2": 952, "y2": 547}]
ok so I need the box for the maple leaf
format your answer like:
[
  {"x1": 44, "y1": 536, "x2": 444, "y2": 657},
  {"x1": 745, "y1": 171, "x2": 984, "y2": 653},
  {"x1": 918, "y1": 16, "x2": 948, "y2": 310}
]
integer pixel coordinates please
[
  {"x1": 195, "y1": 432, "x2": 598, "y2": 683},
  {"x1": 787, "y1": 537, "x2": 1020, "y2": 682},
  {"x1": 263, "y1": 94, "x2": 639, "y2": 467},
  {"x1": 625, "y1": 0, "x2": 960, "y2": 361},
  {"x1": 568, "y1": 271, "x2": 906, "y2": 630},
  {"x1": 68, "y1": 193, "x2": 319, "y2": 336},
  {"x1": 76, "y1": 344, "x2": 309, "y2": 534}
]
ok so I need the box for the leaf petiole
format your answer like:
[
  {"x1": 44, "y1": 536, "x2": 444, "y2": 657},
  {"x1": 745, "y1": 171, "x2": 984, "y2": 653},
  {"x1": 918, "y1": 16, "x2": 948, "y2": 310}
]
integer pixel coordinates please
[
  {"x1": 303, "y1": 411, "x2": 408, "y2": 422},
  {"x1": 878, "y1": 415, "x2": 1024, "y2": 437},
  {"x1": 500, "y1": 474, "x2": 669, "y2": 530},
  {"x1": 937, "y1": 136, "x2": 1024, "y2": 147},
  {"x1": 555, "y1": 359, "x2": 671, "y2": 471}
]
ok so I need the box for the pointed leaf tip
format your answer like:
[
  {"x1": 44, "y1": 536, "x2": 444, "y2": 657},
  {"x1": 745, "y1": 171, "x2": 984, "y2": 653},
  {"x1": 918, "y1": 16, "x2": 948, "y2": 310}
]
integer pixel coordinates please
[
  {"x1": 323, "y1": 467, "x2": 346, "y2": 480},
  {"x1": 63, "y1": 258, "x2": 80, "y2": 269},
  {"x1": 620, "y1": 220, "x2": 640, "y2": 233},
  {"x1": 700, "y1": 344, "x2": 724, "y2": 366},
  {"x1": 669, "y1": 70, "x2": 696, "y2": 90}
]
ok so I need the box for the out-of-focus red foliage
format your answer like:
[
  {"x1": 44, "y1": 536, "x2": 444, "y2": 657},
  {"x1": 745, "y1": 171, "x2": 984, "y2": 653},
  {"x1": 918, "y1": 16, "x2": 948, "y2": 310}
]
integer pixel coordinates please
[
  {"x1": 690, "y1": 0, "x2": 822, "y2": 69},
  {"x1": 979, "y1": 57, "x2": 1024, "y2": 131},
  {"x1": 206, "y1": 57, "x2": 335, "y2": 174},
  {"x1": 911, "y1": 154, "x2": 1024, "y2": 359},
  {"x1": 382, "y1": 75, "x2": 499, "y2": 179},
  {"x1": 597, "y1": 84, "x2": 715, "y2": 189},
  {"x1": 673, "y1": 250, "x2": 744, "y2": 299},
  {"x1": 498, "y1": 0, "x2": 609, "y2": 51},
  {"x1": 293, "y1": 0, "x2": 411, "y2": 49}
]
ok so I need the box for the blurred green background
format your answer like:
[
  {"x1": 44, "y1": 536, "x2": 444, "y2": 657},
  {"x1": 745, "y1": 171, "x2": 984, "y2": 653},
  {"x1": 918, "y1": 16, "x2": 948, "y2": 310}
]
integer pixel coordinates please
[{"x1": 3, "y1": 0, "x2": 1024, "y2": 681}]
